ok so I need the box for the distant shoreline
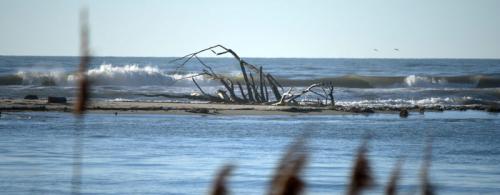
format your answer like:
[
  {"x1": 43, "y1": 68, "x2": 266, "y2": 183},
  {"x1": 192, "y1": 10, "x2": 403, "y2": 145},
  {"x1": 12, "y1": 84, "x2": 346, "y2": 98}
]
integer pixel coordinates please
[{"x1": 1, "y1": 99, "x2": 496, "y2": 115}]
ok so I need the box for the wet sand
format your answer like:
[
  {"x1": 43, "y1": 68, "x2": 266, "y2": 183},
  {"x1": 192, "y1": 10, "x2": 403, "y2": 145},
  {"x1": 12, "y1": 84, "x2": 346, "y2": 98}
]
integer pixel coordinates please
[
  {"x1": 0, "y1": 98, "x2": 494, "y2": 115},
  {"x1": 0, "y1": 99, "x2": 343, "y2": 115}
]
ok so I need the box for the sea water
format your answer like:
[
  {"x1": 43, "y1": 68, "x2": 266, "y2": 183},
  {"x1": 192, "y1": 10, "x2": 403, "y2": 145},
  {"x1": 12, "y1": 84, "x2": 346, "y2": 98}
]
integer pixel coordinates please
[
  {"x1": 0, "y1": 111, "x2": 499, "y2": 194},
  {"x1": 1, "y1": 56, "x2": 499, "y2": 108},
  {"x1": 1, "y1": 56, "x2": 499, "y2": 194}
]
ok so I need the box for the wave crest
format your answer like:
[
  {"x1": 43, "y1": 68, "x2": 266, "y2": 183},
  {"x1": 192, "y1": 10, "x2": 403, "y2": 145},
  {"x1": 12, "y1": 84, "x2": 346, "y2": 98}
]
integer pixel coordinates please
[
  {"x1": 404, "y1": 75, "x2": 448, "y2": 87},
  {"x1": 83, "y1": 64, "x2": 175, "y2": 86},
  {"x1": 1, "y1": 64, "x2": 207, "y2": 86},
  {"x1": 1, "y1": 64, "x2": 499, "y2": 88},
  {"x1": 16, "y1": 70, "x2": 68, "y2": 86}
]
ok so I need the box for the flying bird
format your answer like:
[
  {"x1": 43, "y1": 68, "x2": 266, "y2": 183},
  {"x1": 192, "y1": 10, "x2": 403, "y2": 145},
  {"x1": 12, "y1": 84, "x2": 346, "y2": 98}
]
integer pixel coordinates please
[{"x1": 394, "y1": 48, "x2": 400, "y2": 52}]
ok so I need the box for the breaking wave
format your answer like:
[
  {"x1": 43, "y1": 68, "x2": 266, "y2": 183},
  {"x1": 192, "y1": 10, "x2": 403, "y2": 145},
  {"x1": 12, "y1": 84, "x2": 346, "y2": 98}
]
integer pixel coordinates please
[
  {"x1": 0, "y1": 64, "x2": 499, "y2": 88},
  {"x1": 0, "y1": 64, "x2": 212, "y2": 86},
  {"x1": 277, "y1": 74, "x2": 500, "y2": 88},
  {"x1": 82, "y1": 64, "x2": 176, "y2": 86}
]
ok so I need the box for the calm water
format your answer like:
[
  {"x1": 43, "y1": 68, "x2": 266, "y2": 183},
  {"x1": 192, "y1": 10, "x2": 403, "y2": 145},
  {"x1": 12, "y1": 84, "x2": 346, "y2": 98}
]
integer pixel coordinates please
[
  {"x1": 1, "y1": 56, "x2": 499, "y2": 107},
  {"x1": 1, "y1": 111, "x2": 499, "y2": 194}
]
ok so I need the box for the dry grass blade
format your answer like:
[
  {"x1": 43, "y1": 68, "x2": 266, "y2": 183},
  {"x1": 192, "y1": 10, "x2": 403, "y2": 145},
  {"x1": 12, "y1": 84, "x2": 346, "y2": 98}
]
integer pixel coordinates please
[
  {"x1": 347, "y1": 140, "x2": 373, "y2": 195},
  {"x1": 385, "y1": 158, "x2": 404, "y2": 195},
  {"x1": 268, "y1": 137, "x2": 308, "y2": 195},
  {"x1": 210, "y1": 165, "x2": 234, "y2": 195},
  {"x1": 420, "y1": 141, "x2": 434, "y2": 195},
  {"x1": 74, "y1": 8, "x2": 91, "y2": 116}
]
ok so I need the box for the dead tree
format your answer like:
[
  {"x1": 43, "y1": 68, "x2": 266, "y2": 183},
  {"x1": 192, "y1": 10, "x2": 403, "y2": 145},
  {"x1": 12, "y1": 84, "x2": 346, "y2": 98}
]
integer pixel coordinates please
[
  {"x1": 170, "y1": 45, "x2": 335, "y2": 106},
  {"x1": 170, "y1": 45, "x2": 280, "y2": 104}
]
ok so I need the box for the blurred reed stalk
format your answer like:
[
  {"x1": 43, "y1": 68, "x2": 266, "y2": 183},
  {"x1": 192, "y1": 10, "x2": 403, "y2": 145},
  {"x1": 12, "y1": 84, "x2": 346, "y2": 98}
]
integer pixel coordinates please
[
  {"x1": 210, "y1": 165, "x2": 234, "y2": 195},
  {"x1": 385, "y1": 158, "x2": 404, "y2": 195},
  {"x1": 267, "y1": 137, "x2": 308, "y2": 195},
  {"x1": 347, "y1": 139, "x2": 373, "y2": 195},
  {"x1": 420, "y1": 141, "x2": 434, "y2": 195},
  {"x1": 71, "y1": 8, "x2": 90, "y2": 195},
  {"x1": 209, "y1": 137, "x2": 309, "y2": 195},
  {"x1": 207, "y1": 136, "x2": 438, "y2": 195},
  {"x1": 74, "y1": 8, "x2": 90, "y2": 116}
]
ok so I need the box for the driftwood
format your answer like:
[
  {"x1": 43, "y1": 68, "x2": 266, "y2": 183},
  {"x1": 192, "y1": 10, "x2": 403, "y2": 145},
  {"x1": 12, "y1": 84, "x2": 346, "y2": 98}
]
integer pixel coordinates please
[
  {"x1": 275, "y1": 82, "x2": 335, "y2": 106},
  {"x1": 171, "y1": 45, "x2": 336, "y2": 106}
]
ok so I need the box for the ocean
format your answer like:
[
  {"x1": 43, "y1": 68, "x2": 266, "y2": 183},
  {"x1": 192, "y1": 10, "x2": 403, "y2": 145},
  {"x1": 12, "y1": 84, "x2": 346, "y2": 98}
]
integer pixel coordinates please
[
  {"x1": 1, "y1": 56, "x2": 500, "y2": 194},
  {"x1": 1, "y1": 56, "x2": 499, "y2": 108},
  {"x1": 0, "y1": 111, "x2": 499, "y2": 194}
]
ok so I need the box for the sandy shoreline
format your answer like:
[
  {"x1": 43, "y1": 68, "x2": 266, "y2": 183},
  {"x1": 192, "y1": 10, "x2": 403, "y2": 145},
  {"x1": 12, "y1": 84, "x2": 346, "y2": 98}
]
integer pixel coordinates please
[
  {"x1": 0, "y1": 99, "x2": 346, "y2": 115},
  {"x1": 0, "y1": 98, "x2": 497, "y2": 115}
]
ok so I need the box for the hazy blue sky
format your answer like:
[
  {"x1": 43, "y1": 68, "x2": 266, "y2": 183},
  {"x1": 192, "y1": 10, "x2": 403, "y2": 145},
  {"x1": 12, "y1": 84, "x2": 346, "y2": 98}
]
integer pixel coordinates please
[{"x1": 1, "y1": 0, "x2": 499, "y2": 58}]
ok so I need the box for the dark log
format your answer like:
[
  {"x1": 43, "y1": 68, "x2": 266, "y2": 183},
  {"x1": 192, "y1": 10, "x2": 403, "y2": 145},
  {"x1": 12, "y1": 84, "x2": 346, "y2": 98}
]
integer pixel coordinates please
[
  {"x1": 192, "y1": 78, "x2": 207, "y2": 96},
  {"x1": 267, "y1": 74, "x2": 282, "y2": 101},
  {"x1": 264, "y1": 80, "x2": 269, "y2": 102},
  {"x1": 267, "y1": 73, "x2": 283, "y2": 90},
  {"x1": 259, "y1": 66, "x2": 265, "y2": 102},
  {"x1": 241, "y1": 62, "x2": 254, "y2": 102},
  {"x1": 237, "y1": 81, "x2": 248, "y2": 102},
  {"x1": 249, "y1": 73, "x2": 261, "y2": 102},
  {"x1": 219, "y1": 79, "x2": 240, "y2": 103},
  {"x1": 24, "y1": 95, "x2": 39, "y2": 100},
  {"x1": 48, "y1": 96, "x2": 67, "y2": 104}
]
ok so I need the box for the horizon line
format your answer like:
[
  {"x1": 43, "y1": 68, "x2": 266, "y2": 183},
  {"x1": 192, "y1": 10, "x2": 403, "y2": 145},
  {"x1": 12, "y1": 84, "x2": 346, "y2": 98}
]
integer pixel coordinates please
[{"x1": 1, "y1": 54, "x2": 500, "y2": 60}]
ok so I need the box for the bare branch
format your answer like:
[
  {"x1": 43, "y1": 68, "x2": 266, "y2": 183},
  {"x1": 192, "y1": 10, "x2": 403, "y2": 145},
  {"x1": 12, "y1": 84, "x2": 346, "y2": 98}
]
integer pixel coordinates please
[{"x1": 192, "y1": 78, "x2": 207, "y2": 96}]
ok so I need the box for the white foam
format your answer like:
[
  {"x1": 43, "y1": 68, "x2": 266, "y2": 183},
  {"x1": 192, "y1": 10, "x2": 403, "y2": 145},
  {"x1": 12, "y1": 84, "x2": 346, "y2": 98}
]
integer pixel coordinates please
[
  {"x1": 16, "y1": 70, "x2": 68, "y2": 85},
  {"x1": 404, "y1": 75, "x2": 447, "y2": 87},
  {"x1": 84, "y1": 64, "x2": 174, "y2": 86},
  {"x1": 106, "y1": 98, "x2": 134, "y2": 102},
  {"x1": 13, "y1": 64, "x2": 219, "y2": 86},
  {"x1": 337, "y1": 96, "x2": 476, "y2": 108}
]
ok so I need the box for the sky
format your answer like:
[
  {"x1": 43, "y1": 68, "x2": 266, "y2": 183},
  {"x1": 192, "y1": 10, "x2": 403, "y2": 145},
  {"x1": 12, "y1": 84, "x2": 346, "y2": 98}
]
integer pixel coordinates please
[{"x1": 0, "y1": 0, "x2": 499, "y2": 58}]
